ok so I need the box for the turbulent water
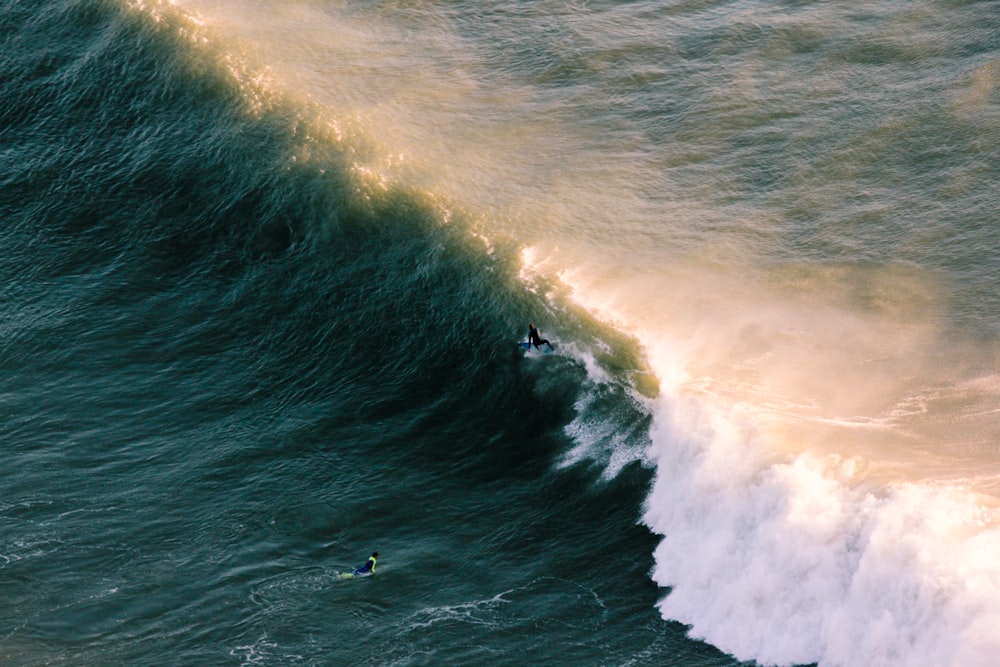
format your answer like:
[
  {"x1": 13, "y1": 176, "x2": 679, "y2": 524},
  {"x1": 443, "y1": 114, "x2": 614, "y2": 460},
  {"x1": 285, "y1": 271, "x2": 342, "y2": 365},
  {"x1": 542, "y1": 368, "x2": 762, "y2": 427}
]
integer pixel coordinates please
[{"x1": 2, "y1": 0, "x2": 999, "y2": 665}]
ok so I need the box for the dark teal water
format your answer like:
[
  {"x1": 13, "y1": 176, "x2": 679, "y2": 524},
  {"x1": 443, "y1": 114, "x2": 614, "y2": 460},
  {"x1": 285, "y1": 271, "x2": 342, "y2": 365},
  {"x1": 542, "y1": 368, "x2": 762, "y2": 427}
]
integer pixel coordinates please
[{"x1": 0, "y1": 1, "x2": 722, "y2": 664}]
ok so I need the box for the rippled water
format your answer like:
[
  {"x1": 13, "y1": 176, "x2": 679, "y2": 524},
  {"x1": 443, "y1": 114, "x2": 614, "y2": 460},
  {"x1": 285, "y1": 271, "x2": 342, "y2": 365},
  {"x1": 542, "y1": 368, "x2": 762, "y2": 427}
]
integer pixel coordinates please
[{"x1": 2, "y1": 0, "x2": 999, "y2": 665}]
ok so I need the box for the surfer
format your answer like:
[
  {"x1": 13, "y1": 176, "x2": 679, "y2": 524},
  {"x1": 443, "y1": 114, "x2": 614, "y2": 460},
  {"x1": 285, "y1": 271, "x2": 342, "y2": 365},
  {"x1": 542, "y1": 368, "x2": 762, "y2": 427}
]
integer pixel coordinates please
[
  {"x1": 353, "y1": 551, "x2": 378, "y2": 576},
  {"x1": 527, "y1": 323, "x2": 554, "y2": 351}
]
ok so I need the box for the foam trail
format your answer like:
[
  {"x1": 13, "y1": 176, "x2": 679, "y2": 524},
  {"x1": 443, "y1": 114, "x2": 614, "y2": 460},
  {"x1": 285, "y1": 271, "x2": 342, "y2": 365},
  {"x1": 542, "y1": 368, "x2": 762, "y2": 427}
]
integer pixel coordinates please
[{"x1": 642, "y1": 338, "x2": 1000, "y2": 667}]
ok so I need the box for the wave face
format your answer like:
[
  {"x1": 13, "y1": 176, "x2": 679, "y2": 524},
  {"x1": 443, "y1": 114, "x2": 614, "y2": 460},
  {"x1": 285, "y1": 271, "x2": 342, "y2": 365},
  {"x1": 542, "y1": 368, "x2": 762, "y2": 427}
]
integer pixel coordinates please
[{"x1": 2, "y1": 0, "x2": 999, "y2": 665}]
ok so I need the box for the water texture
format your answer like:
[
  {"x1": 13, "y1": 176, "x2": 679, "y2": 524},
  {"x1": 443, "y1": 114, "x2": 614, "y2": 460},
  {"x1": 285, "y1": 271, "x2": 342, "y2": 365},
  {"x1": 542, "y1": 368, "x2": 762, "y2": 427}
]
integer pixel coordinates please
[{"x1": 2, "y1": 0, "x2": 999, "y2": 665}]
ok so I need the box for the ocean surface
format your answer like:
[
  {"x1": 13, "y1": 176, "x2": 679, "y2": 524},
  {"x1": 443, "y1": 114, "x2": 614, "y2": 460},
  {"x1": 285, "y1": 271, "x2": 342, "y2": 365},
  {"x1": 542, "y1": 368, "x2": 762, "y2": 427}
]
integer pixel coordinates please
[{"x1": 2, "y1": 0, "x2": 999, "y2": 665}]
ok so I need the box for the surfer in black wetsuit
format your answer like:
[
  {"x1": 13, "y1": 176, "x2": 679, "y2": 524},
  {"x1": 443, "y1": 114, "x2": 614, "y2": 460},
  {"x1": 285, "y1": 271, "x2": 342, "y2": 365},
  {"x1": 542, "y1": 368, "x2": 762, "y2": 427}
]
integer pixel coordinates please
[
  {"x1": 527, "y1": 323, "x2": 554, "y2": 351},
  {"x1": 354, "y1": 551, "x2": 378, "y2": 575}
]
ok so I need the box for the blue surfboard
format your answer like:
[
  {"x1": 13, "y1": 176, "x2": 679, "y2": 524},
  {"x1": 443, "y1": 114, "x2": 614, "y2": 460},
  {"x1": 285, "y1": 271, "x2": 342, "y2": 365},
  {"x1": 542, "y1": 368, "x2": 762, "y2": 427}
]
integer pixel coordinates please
[{"x1": 519, "y1": 342, "x2": 555, "y2": 354}]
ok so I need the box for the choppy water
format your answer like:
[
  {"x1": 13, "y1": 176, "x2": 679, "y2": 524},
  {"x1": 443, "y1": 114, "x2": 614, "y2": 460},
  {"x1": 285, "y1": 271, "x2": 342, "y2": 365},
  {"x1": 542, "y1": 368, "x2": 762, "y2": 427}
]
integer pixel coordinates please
[{"x1": 2, "y1": 0, "x2": 999, "y2": 665}]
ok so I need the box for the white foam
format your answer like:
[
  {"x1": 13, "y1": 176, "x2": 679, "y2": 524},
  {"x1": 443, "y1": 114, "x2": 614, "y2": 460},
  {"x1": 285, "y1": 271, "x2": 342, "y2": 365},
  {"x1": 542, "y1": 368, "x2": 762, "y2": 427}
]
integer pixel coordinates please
[
  {"x1": 642, "y1": 371, "x2": 1000, "y2": 667},
  {"x1": 548, "y1": 249, "x2": 1000, "y2": 665},
  {"x1": 559, "y1": 384, "x2": 647, "y2": 479}
]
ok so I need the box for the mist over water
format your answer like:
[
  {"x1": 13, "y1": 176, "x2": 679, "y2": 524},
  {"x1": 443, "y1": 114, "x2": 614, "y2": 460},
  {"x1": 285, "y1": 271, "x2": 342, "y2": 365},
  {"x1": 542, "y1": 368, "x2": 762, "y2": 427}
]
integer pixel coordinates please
[{"x1": 5, "y1": 0, "x2": 1000, "y2": 664}]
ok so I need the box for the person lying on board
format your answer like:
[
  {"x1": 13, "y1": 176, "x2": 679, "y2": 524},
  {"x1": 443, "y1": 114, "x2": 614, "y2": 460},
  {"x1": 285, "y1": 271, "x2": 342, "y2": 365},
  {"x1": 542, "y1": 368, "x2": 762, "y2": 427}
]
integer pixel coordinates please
[{"x1": 353, "y1": 551, "x2": 378, "y2": 576}]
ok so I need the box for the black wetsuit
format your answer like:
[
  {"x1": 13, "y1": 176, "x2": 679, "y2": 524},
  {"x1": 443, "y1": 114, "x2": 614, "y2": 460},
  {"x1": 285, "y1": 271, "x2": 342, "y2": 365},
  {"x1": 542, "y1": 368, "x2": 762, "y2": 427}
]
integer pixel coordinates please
[{"x1": 528, "y1": 326, "x2": 550, "y2": 349}]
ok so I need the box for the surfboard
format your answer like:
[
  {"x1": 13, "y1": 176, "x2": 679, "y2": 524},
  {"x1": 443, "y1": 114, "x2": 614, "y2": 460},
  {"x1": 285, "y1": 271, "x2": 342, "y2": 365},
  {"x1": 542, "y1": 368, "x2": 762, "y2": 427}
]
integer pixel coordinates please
[
  {"x1": 518, "y1": 342, "x2": 555, "y2": 354},
  {"x1": 337, "y1": 569, "x2": 373, "y2": 580}
]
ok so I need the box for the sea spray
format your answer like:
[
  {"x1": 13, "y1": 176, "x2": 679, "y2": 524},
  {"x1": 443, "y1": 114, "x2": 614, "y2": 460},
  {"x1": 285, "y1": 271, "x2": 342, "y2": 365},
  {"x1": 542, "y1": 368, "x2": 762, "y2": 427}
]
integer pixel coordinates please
[{"x1": 641, "y1": 343, "x2": 1000, "y2": 667}]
